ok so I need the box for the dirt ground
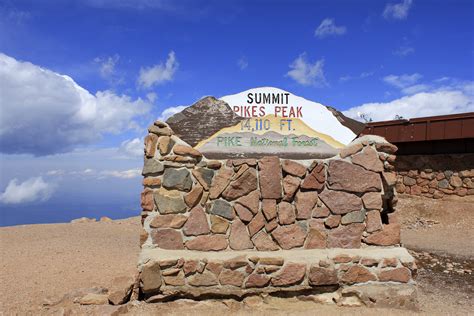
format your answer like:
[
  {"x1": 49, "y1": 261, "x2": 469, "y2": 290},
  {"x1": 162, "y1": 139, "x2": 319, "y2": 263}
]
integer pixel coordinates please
[{"x1": 0, "y1": 194, "x2": 473, "y2": 315}]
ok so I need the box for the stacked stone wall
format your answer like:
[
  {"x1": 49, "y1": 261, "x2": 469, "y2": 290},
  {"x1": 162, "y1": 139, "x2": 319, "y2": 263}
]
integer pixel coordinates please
[
  {"x1": 137, "y1": 120, "x2": 416, "y2": 303},
  {"x1": 393, "y1": 154, "x2": 474, "y2": 199},
  {"x1": 140, "y1": 121, "x2": 402, "y2": 252}
]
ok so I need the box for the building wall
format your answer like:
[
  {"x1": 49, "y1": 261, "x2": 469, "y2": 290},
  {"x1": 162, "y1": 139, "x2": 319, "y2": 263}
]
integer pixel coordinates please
[{"x1": 393, "y1": 154, "x2": 474, "y2": 198}]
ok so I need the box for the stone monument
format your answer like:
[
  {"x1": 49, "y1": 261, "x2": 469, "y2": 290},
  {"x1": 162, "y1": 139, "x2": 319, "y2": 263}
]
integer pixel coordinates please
[{"x1": 137, "y1": 87, "x2": 417, "y2": 308}]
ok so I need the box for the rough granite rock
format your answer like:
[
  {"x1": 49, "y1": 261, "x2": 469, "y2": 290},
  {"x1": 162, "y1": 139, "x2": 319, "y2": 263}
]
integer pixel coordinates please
[
  {"x1": 210, "y1": 215, "x2": 229, "y2": 234},
  {"x1": 183, "y1": 206, "x2": 210, "y2": 236},
  {"x1": 235, "y1": 190, "x2": 260, "y2": 214},
  {"x1": 378, "y1": 267, "x2": 411, "y2": 283},
  {"x1": 154, "y1": 188, "x2": 187, "y2": 214},
  {"x1": 141, "y1": 189, "x2": 154, "y2": 211},
  {"x1": 208, "y1": 199, "x2": 235, "y2": 220},
  {"x1": 247, "y1": 212, "x2": 266, "y2": 236},
  {"x1": 352, "y1": 146, "x2": 384, "y2": 172},
  {"x1": 366, "y1": 210, "x2": 382, "y2": 233},
  {"x1": 232, "y1": 158, "x2": 258, "y2": 167},
  {"x1": 327, "y1": 160, "x2": 381, "y2": 193},
  {"x1": 304, "y1": 228, "x2": 327, "y2": 249},
  {"x1": 301, "y1": 163, "x2": 325, "y2": 190},
  {"x1": 327, "y1": 223, "x2": 365, "y2": 248},
  {"x1": 142, "y1": 157, "x2": 164, "y2": 175},
  {"x1": 149, "y1": 214, "x2": 187, "y2": 229},
  {"x1": 223, "y1": 256, "x2": 248, "y2": 269},
  {"x1": 219, "y1": 270, "x2": 246, "y2": 287},
  {"x1": 362, "y1": 192, "x2": 383, "y2": 210},
  {"x1": 206, "y1": 261, "x2": 224, "y2": 276},
  {"x1": 245, "y1": 274, "x2": 271, "y2": 288},
  {"x1": 375, "y1": 142, "x2": 398, "y2": 154},
  {"x1": 222, "y1": 168, "x2": 258, "y2": 200},
  {"x1": 229, "y1": 219, "x2": 253, "y2": 250},
  {"x1": 312, "y1": 203, "x2": 330, "y2": 218},
  {"x1": 325, "y1": 215, "x2": 341, "y2": 228},
  {"x1": 188, "y1": 270, "x2": 219, "y2": 287},
  {"x1": 148, "y1": 125, "x2": 173, "y2": 136},
  {"x1": 308, "y1": 266, "x2": 338, "y2": 285},
  {"x1": 144, "y1": 134, "x2": 158, "y2": 158},
  {"x1": 185, "y1": 235, "x2": 228, "y2": 251},
  {"x1": 365, "y1": 223, "x2": 400, "y2": 246},
  {"x1": 259, "y1": 156, "x2": 283, "y2": 199},
  {"x1": 192, "y1": 168, "x2": 215, "y2": 190},
  {"x1": 271, "y1": 263, "x2": 306, "y2": 286},
  {"x1": 341, "y1": 210, "x2": 366, "y2": 225},
  {"x1": 252, "y1": 230, "x2": 279, "y2": 251},
  {"x1": 282, "y1": 160, "x2": 307, "y2": 178},
  {"x1": 283, "y1": 175, "x2": 300, "y2": 201},
  {"x1": 158, "y1": 136, "x2": 174, "y2": 155},
  {"x1": 265, "y1": 219, "x2": 278, "y2": 233},
  {"x1": 162, "y1": 168, "x2": 193, "y2": 191},
  {"x1": 319, "y1": 189, "x2": 362, "y2": 215},
  {"x1": 272, "y1": 224, "x2": 307, "y2": 249},
  {"x1": 206, "y1": 160, "x2": 222, "y2": 169},
  {"x1": 163, "y1": 271, "x2": 185, "y2": 286},
  {"x1": 262, "y1": 199, "x2": 277, "y2": 221},
  {"x1": 173, "y1": 144, "x2": 202, "y2": 158},
  {"x1": 234, "y1": 203, "x2": 254, "y2": 223},
  {"x1": 79, "y1": 293, "x2": 109, "y2": 305},
  {"x1": 209, "y1": 168, "x2": 233, "y2": 199},
  {"x1": 108, "y1": 275, "x2": 135, "y2": 305},
  {"x1": 278, "y1": 202, "x2": 296, "y2": 225},
  {"x1": 295, "y1": 190, "x2": 318, "y2": 219},
  {"x1": 184, "y1": 185, "x2": 203, "y2": 208},
  {"x1": 341, "y1": 265, "x2": 377, "y2": 284},
  {"x1": 150, "y1": 229, "x2": 184, "y2": 249},
  {"x1": 141, "y1": 261, "x2": 162, "y2": 293},
  {"x1": 143, "y1": 177, "x2": 162, "y2": 187},
  {"x1": 339, "y1": 143, "x2": 363, "y2": 159}
]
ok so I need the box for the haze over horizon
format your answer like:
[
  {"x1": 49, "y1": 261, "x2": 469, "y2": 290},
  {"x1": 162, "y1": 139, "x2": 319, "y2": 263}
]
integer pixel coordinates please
[{"x1": 0, "y1": 0, "x2": 473, "y2": 226}]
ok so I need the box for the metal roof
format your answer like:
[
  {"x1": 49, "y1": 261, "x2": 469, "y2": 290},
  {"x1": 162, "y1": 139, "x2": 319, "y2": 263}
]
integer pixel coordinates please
[{"x1": 361, "y1": 112, "x2": 474, "y2": 143}]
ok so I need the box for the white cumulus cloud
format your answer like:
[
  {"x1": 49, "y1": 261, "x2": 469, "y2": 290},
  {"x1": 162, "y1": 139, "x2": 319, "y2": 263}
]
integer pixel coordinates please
[
  {"x1": 138, "y1": 51, "x2": 178, "y2": 89},
  {"x1": 383, "y1": 0, "x2": 413, "y2": 20},
  {"x1": 383, "y1": 73, "x2": 422, "y2": 89},
  {"x1": 286, "y1": 53, "x2": 328, "y2": 87},
  {"x1": 119, "y1": 138, "x2": 143, "y2": 157},
  {"x1": 315, "y1": 18, "x2": 347, "y2": 38},
  {"x1": 0, "y1": 177, "x2": 55, "y2": 204},
  {"x1": 94, "y1": 54, "x2": 124, "y2": 85},
  {"x1": 158, "y1": 105, "x2": 188, "y2": 121},
  {"x1": 344, "y1": 88, "x2": 473, "y2": 122},
  {"x1": 99, "y1": 169, "x2": 141, "y2": 179},
  {"x1": 0, "y1": 53, "x2": 151, "y2": 156}
]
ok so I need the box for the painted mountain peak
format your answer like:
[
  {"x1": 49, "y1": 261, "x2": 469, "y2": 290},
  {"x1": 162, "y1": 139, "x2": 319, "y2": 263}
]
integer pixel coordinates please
[{"x1": 165, "y1": 87, "x2": 364, "y2": 159}]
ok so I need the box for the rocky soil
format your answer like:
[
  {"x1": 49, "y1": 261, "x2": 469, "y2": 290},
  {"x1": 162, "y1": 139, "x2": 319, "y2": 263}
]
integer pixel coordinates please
[{"x1": 0, "y1": 194, "x2": 473, "y2": 315}]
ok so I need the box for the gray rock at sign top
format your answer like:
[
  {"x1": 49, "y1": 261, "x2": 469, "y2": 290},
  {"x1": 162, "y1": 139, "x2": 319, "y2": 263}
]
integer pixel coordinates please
[
  {"x1": 163, "y1": 168, "x2": 193, "y2": 191},
  {"x1": 142, "y1": 158, "x2": 164, "y2": 175},
  {"x1": 341, "y1": 210, "x2": 366, "y2": 225},
  {"x1": 208, "y1": 199, "x2": 235, "y2": 220}
]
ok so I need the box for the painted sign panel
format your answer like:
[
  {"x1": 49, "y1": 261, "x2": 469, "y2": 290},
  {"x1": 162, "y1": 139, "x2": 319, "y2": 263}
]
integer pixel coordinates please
[{"x1": 166, "y1": 87, "x2": 361, "y2": 159}]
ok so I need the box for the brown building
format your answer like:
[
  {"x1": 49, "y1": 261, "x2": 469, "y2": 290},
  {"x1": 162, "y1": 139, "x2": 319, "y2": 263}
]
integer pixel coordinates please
[{"x1": 361, "y1": 112, "x2": 474, "y2": 198}]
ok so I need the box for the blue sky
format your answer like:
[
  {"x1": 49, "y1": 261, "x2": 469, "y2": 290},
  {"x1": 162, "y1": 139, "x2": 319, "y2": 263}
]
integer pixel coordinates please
[{"x1": 0, "y1": 0, "x2": 473, "y2": 225}]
